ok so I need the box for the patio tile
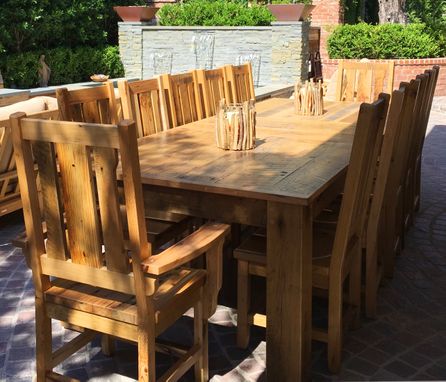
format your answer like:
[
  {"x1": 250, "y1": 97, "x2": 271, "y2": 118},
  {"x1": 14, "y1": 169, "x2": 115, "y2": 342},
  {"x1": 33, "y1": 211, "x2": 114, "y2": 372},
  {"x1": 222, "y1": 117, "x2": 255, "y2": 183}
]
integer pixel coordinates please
[{"x1": 383, "y1": 360, "x2": 418, "y2": 379}]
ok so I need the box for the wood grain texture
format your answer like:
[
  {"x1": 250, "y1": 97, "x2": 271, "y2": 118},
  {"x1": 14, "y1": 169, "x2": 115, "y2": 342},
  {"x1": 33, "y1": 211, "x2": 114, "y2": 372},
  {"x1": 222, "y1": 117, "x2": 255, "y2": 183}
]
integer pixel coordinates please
[
  {"x1": 136, "y1": 98, "x2": 358, "y2": 206},
  {"x1": 335, "y1": 60, "x2": 394, "y2": 103}
]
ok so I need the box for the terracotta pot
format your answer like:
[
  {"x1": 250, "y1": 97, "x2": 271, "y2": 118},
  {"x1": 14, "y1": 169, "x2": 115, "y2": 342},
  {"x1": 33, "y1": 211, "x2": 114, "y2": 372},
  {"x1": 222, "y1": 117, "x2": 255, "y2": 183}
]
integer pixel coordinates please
[
  {"x1": 267, "y1": 4, "x2": 316, "y2": 22},
  {"x1": 113, "y1": 6, "x2": 159, "y2": 22}
]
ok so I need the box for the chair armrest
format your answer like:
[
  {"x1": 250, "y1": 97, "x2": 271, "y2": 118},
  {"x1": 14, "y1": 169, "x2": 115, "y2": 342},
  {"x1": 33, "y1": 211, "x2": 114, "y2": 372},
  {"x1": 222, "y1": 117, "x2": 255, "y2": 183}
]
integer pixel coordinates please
[{"x1": 141, "y1": 222, "x2": 230, "y2": 275}]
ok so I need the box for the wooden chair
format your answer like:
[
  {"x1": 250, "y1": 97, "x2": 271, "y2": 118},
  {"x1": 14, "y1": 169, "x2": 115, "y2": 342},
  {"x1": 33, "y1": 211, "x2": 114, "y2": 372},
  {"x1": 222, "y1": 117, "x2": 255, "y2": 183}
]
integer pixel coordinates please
[
  {"x1": 118, "y1": 78, "x2": 169, "y2": 137},
  {"x1": 234, "y1": 94, "x2": 390, "y2": 373},
  {"x1": 380, "y1": 79, "x2": 421, "y2": 277},
  {"x1": 10, "y1": 113, "x2": 230, "y2": 381},
  {"x1": 193, "y1": 68, "x2": 230, "y2": 118},
  {"x1": 401, "y1": 73, "x2": 431, "y2": 237},
  {"x1": 413, "y1": 66, "x2": 440, "y2": 213},
  {"x1": 224, "y1": 63, "x2": 256, "y2": 104},
  {"x1": 405, "y1": 67, "x2": 440, "y2": 222},
  {"x1": 364, "y1": 87, "x2": 408, "y2": 317},
  {"x1": 56, "y1": 83, "x2": 193, "y2": 250},
  {"x1": 335, "y1": 60, "x2": 394, "y2": 103},
  {"x1": 0, "y1": 98, "x2": 58, "y2": 217},
  {"x1": 159, "y1": 72, "x2": 204, "y2": 128}
]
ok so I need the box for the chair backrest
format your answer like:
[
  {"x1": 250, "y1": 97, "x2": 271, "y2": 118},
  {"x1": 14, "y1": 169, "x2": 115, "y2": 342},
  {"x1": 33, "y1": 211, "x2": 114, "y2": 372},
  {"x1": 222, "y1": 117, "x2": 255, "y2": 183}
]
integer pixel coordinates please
[
  {"x1": 193, "y1": 68, "x2": 229, "y2": 118},
  {"x1": 10, "y1": 114, "x2": 154, "y2": 297},
  {"x1": 118, "y1": 78, "x2": 168, "y2": 138},
  {"x1": 0, "y1": 100, "x2": 59, "y2": 217},
  {"x1": 56, "y1": 82, "x2": 119, "y2": 124},
  {"x1": 413, "y1": 66, "x2": 440, "y2": 161},
  {"x1": 335, "y1": 60, "x2": 395, "y2": 103},
  {"x1": 330, "y1": 94, "x2": 390, "y2": 278},
  {"x1": 159, "y1": 72, "x2": 203, "y2": 128},
  {"x1": 225, "y1": 63, "x2": 256, "y2": 103},
  {"x1": 366, "y1": 87, "x2": 407, "y2": 260}
]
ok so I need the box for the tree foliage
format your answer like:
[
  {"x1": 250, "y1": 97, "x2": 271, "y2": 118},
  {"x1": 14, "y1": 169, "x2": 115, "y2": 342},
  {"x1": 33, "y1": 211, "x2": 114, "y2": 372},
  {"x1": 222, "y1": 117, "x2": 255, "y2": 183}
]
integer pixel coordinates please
[
  {"x1": 0, "y1": 0, "x2": 145, "y2": 54},
  {"x1": 406, "y1": 0, "x2": 446, "y2": 55}
]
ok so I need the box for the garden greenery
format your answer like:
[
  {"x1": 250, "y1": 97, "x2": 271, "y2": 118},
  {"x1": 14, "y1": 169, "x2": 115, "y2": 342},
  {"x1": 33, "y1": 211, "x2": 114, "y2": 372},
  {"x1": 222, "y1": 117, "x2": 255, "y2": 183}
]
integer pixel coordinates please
[
  {"x1": 0, "y1": 0, "x2": 139, "y2": 88},
  {"x1": 0, "y1": 46, "x2": 124, "y2": 89},
  {"x1": 158, "y1": 0, "x2": 275, "y2": 26},
  {"x1": 327, "y1": 23, "x2": 441, "y2": 59}
]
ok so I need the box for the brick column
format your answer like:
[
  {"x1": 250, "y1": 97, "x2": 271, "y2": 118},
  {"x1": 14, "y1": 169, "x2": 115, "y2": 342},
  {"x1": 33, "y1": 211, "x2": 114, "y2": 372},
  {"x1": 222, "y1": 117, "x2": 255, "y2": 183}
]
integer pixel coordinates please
[{"x1": 311, "y1": 0, "x2": 344, "y2": 61}]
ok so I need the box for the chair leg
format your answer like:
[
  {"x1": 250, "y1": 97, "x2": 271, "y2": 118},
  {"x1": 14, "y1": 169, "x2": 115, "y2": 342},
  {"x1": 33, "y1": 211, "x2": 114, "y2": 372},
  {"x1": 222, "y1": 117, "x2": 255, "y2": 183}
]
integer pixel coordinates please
[
  {"x1": 327, "y1": 285, "x2": 343, "y2": 374},
  {"x1": 101, "y1": 335, "x2": 115, "y2": 356},
  {"x1": 137, "y1": 324, "x2": 156, "y2": 382},
  {"x1": 237, "y1": 260, "x2": 251, "y2": 348},
  {"x1": 365, "y1": 244, "x2": 378, "y2": 319},
  {"x1": 35, "y1": 297, "x2": 52, "y2": 381},
  {"x1": 194, "y1": 295, "x2": 209, "y2": 382},
  {"x1": 349, "y1": 245, "x2": 362, "y2": 328}
]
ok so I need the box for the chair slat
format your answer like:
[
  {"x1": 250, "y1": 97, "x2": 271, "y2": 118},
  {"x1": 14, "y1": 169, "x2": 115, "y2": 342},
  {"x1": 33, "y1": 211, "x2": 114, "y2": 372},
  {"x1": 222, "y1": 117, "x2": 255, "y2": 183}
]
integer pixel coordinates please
[
  {"x1": 93, "y1": 147, "x2": 128, "y2": 273},
  {"x1": 56, "y1": 143, "x2": 102, "y2": 267},
  {"x1": 33, "y1": 142, "x2": 68, "y2": 260}
]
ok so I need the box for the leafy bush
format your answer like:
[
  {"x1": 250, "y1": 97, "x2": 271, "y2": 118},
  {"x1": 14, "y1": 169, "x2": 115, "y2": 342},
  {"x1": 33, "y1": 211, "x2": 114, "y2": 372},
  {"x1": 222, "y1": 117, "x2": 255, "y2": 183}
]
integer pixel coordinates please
[
  {"x1": 0, "y1": 46, "x2": 124, "y2": 89},
  {"x1": 158, "y1": 0, "x2": 275, "y2": 26},
  {"x1": 0, "y1": 0, "x2": 145, "y2": 54},
  {"x1": 328, "y1": 23, "x2": 441, "y2": 59},
  {"x1": 406, "y1": 0, "x2": 446, "y2": 56}
]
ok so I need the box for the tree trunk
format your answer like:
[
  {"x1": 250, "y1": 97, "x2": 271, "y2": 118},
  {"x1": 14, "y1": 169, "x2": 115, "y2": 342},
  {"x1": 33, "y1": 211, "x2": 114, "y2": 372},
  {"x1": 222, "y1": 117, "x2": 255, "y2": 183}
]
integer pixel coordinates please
[{"x1": 378, "y1": 0, "x2": 407, "y2": 24}]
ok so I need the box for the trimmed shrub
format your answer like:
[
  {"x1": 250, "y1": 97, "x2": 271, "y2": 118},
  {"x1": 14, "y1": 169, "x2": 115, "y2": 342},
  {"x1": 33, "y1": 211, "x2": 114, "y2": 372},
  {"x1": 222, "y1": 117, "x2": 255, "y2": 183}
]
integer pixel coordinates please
[
  {"x1": 0, "y1": 46, "x2": 124, "y2": 89},
  {"x1": 158, "y1": 0, "x2": 275, "y2": 27},
  {"x1": 328, "y1": 23, "x2": 441, "y2": 59}
]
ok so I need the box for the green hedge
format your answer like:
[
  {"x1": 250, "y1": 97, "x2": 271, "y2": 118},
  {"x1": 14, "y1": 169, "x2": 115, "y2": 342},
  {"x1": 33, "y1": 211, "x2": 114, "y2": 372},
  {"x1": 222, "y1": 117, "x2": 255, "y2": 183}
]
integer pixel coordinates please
[
  {"x1": 328, "y1": 23, "x2": 441, "y2": 59},
  {"x1": 158, "y1": 0, "x2": 275, "y2": 26},
  {"x1": 0, "y1": 46, "x2": 124, "y2": 89}
]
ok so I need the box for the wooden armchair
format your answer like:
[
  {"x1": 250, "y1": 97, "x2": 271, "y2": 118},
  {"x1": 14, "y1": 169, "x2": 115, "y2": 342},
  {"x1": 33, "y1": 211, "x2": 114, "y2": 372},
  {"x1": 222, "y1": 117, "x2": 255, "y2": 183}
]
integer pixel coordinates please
[
  {"x1": 335, "y1": 59, "x2": 394, "y2": 102},
  {"x1": 118, "y1": 78, "x2": 169, "y2": 137},
  {"x1": 56, "y1": 83, "x2": 193, "y2": 250},
  {"x1": 10, "y1": 114, "x2": 230, "y2": 381},
  {"x1": 159, "y1": 72, "x2": 204, "y2": 128},
  {"x1": 193, "y1": 68, "x2": 230, "y2": 118},
  {"x1": 224, "y1": 63, "x2": 255, "y2": 103},
  {"x1": 0, "y1": 98, "x2": 58, "y2": 217},
  {"x1": 233, "y1": 94, "x2": 390, "y2": 373}
]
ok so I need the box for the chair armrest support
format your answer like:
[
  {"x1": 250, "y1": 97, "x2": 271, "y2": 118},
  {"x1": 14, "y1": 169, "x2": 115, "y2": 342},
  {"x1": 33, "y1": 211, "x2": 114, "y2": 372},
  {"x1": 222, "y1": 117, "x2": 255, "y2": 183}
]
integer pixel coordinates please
[{"x1": 141, "y1": 222, "x2": 230, "y2": 275}]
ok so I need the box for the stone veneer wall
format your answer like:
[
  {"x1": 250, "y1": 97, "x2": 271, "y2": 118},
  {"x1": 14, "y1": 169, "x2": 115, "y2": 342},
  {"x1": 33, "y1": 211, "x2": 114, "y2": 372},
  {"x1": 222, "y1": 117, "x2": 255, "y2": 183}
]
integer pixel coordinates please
[
  {"x1": 118, "y1": 22, "x2": 309, "y2": 86},
  {"x1": 322, "y1": 58, "x2": 446, "y2": 96}
]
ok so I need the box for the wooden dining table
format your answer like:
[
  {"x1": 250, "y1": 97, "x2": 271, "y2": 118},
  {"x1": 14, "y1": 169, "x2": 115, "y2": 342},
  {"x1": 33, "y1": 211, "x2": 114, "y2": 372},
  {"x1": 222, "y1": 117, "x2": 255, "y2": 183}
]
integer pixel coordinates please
[{"x1": 137, "y1": 98, "x2": 360, "y2": 381}]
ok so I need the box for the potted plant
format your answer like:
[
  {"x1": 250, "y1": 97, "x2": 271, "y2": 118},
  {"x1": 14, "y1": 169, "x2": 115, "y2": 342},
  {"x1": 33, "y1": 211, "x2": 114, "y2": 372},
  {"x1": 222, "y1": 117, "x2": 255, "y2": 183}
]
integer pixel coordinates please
[
  {"x1": 114, "y1": 0, "x2": 160, "y2": 22},
  {"x1": 267, "y1": 0, "x2": 315, "y2": 22}
]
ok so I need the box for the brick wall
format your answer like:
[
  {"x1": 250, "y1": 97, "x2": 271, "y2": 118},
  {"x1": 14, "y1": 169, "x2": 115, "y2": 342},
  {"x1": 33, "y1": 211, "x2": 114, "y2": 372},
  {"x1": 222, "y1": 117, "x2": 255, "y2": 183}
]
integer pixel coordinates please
[
  {"x1": 321, "y1": 58, "x2": 446, "y2": 96},
  {"x1": 311, "y1": 0, "x2": 343, "y2": 61}
]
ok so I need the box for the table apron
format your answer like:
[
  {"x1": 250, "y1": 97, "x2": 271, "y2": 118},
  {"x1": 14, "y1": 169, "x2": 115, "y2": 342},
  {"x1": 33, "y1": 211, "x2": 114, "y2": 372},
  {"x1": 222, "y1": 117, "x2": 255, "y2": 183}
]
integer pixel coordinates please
[{"x1": 142, "y1": 185, "x2": 267, "y2": 227}]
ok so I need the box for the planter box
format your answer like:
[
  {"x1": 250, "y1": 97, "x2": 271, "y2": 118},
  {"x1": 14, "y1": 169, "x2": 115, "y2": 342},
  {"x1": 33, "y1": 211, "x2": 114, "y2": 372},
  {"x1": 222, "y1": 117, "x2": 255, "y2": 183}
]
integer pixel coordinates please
[
  {"x1": 267, "y1": 4, "x2": 315, "y2": 21},
  {"x1": 114, "y1": 6, "x2": 158, "y2": 22},
  {"x1": 322, "y1": 58, "x2": 446, "y2": 96}
]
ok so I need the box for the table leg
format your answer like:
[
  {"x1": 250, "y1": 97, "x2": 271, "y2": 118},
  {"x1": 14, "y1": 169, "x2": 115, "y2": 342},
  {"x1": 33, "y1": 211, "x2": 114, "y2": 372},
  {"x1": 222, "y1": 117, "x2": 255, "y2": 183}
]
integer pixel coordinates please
[{"x1": 266, "y1": 201, "x2": 312, "y2": 381}]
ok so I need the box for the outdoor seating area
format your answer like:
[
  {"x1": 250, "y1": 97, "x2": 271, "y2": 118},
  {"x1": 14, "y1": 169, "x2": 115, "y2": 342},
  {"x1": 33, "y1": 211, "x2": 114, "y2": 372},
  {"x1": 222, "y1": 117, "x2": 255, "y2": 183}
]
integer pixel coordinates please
[{"x1": 0, "y1": 21, "x2": 445, "y2": 379}]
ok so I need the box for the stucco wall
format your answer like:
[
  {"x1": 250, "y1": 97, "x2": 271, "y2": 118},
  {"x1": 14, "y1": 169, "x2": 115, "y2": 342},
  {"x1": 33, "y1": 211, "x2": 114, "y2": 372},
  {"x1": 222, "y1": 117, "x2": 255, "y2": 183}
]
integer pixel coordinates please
[{"x1": 118, "y1": 22, "x2": 309, "y2": 86}]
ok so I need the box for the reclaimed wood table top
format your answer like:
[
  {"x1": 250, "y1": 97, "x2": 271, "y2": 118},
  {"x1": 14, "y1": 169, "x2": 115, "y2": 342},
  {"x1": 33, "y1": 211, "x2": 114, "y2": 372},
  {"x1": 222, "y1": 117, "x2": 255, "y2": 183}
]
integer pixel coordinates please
[{"x1": 137, "y1": 98, "x2": 359, "y2": 205}]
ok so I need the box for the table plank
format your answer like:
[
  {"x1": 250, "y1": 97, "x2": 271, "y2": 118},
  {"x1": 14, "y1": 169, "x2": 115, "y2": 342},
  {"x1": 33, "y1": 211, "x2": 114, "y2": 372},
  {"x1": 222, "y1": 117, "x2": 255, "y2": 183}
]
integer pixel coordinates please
[{"x1": 137, "y1": 99, "x2": 356, "y2": 205}]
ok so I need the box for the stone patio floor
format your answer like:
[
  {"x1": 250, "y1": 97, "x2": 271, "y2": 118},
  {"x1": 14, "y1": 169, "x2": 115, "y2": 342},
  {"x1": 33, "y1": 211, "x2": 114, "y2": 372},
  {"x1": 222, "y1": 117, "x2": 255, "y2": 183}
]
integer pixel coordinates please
[{"x1": 0, "y1": 110, "x2": 445, "y2": 381}]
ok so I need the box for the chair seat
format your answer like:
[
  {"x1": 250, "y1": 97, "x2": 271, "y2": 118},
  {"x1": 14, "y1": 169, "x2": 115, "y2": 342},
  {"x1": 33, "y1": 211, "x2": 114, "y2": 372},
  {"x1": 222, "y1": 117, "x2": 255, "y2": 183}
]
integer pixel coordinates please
[
  {"x1": 233, "y1": 226, "x2": 336, "y2": 289},
  {"x1": 44, "y1": 268, "x2": 206, "y2": 331}
]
